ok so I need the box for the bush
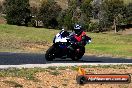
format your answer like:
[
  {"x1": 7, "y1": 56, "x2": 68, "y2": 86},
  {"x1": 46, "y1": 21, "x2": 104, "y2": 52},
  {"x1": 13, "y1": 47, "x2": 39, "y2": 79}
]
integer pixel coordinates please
[
  {"x1": 0, "y1": 2, "x2": 3, "y2": 13},
  {"x1": 4, "y1": 0, "x2": 31, "y2": 26},
  {"x1": 38, "y1": 0, "x2": 62, "y2": 28},
  {"x1": 57, "y1": 9, "x2": 74, "y2": 30},
  {"x1": 88, "y1": 22, "x2": 99, "y2": 32},
  {"x1": 125, "y1": 3, "x2": 132, "y2": 24}
]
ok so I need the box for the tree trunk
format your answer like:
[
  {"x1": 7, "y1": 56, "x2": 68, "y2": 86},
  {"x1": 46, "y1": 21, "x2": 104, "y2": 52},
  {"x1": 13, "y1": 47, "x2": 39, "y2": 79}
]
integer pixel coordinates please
[{"x1": 114, "y1": 18, "x2": 117, "y2": 33}]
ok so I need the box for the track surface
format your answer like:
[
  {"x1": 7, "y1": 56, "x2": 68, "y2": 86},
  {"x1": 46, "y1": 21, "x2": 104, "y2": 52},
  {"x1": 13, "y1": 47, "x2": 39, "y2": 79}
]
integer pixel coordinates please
[{"x1": 0, "y1": 52, "x2": 131, "y2": 68}]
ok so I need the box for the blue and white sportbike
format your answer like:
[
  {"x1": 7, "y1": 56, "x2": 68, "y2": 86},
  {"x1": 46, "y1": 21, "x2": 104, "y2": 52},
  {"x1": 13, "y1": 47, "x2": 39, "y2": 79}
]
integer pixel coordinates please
[{"x1": 45, "y1": 29, "x2": 91, "y2": 61}]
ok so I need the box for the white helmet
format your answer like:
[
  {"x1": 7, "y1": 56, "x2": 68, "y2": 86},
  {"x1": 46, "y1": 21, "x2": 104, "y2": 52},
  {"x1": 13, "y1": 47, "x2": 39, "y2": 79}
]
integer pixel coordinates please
[
  {"x1": 74, "y1": 24, "x2": 82, "y2": 30},
  {"x1": 74, "y1": 24, "x2": 82, "y2": 34}
]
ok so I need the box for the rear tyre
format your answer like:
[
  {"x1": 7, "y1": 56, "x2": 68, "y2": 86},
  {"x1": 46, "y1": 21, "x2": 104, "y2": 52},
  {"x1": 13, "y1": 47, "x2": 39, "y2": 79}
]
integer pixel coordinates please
[{"x1": 45, "y1": 45, "x2": 56, "y2": 61}]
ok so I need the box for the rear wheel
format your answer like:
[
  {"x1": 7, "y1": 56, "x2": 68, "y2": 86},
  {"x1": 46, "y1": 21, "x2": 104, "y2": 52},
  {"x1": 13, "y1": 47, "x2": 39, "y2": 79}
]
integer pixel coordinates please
[{"x1": 45, "y1": 45, "x2": 56, "y2": 61}]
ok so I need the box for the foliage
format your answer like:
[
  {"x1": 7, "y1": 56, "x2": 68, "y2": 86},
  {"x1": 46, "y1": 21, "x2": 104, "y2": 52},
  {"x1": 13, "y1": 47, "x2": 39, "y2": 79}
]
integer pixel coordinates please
[
  {"x1": 0, "y1": 2, "x2": 3, "y2": 13},
  {"x1": 88, "y1": 22, "x2": 99, "y2": 32},
  {"x1": 80, "y1": 0, "x2": 93, "y2": 18},
  {"x1": 124, "y1": 3, "x2": 132, "y2": 24},
  {"x1": 30, "y1": 6, "x2": 38, "y2": 16},
  {"x1": 4, "y1": 0, "x2": 31, "y2": 25},
  {"x1": 57, "y1": 0, "x2": 77, "y2": 30},
  {"x1": 79, "y1": 0, "x2": 92, "y2": 30},
  {"x1": 2, "y1": 0, "x2": 132, "y2": 32},
  {"x1": 57, "y1": 9, "x2": 74, "y2": 30},
  {"x1": 58, "y1": 0, "x2": 92, "y2": 30},
  {"x1": 101, "y1": 0, "x2": 125, "y2": 25},
  {"x1": 38, "y1": 0, "x2": 62, "y2": 28}
]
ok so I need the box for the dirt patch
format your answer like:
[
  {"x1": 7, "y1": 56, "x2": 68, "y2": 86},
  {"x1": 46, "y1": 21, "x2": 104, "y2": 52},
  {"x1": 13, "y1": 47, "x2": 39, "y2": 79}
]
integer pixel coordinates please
[
  {"x1": 0, "y1": 17, "x2": 6, "y2": 24},
  {"x1": 23, "y1": 44, "x2": 51, "y2": 52},
  {"x1": 0, "y1": 67, "x2": 132, "y2": 88},
  {"x1": 128, "y1": 49, "x2": 132, "y2": 53},
  {"x1": 118, "y1": 28, "x2": 132, "y2": 35},
  {"x1": 21, "y1": 42, "x2": 52, "y2": 53}
]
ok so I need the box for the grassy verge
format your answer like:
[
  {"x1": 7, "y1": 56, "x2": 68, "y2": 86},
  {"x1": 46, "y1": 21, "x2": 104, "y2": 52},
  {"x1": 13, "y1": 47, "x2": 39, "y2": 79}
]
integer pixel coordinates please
[
  {"x1": 0, "y1": 65, "x2": 132, "y2": 88},
  {"x1": 3, "y1": 81, "x2": 23, "y2": 88},
  {"x1": 86, "y1": 32, "x2": 132, "y2": 58},
  {"x1": 0, "y1": 65, "x2": 132, "y2": 79},
  {"x1": 0, "y1": 24, "x2": 58, "y2": 52},
  {"x1": 0, "y1": 24, "x2": 132, "y2": 58},
  {"x1": 0, "y1": 68, "x2": 46, "y2": 81}
]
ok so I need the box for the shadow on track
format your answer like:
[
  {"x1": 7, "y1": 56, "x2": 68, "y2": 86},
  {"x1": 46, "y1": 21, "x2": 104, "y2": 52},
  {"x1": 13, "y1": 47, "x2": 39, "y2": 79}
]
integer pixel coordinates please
[
  {"x1": 0, "y1": 52, "x2": 131, "y2": 65},
  {"x1": 47, "y1": 55, "x2": 132, "y2": 64}
]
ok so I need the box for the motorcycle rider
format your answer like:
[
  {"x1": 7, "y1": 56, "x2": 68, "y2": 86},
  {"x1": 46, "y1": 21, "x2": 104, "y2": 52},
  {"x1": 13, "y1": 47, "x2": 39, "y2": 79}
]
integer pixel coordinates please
[{"x1": 67, "y1": 24, "x2": 90, "y2": 51}]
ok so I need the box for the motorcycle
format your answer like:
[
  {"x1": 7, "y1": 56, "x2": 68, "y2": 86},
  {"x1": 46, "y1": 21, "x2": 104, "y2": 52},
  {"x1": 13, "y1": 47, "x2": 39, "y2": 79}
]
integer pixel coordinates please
[{"x1": 45, "y1": 29, "x2": 91, "y2": 61}]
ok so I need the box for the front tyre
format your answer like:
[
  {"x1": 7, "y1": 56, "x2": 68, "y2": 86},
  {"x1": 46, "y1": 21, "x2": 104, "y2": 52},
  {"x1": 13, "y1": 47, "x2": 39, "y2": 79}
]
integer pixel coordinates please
[
  {"x1": 71, "y1": 47, "x2": 85, "y2": 61},
  {"x1": 71, "y1": 53, "x2": 84, "y2": 61},
  {"x1": 45, "y1": 45, "x2": 56, "y2": 61}
]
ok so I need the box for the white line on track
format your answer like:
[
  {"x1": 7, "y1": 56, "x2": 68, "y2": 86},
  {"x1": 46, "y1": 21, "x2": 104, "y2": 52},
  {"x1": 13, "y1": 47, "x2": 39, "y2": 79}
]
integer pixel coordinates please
[{"x1": 0, "y1": 63, "x2": 132, "y2": 69}]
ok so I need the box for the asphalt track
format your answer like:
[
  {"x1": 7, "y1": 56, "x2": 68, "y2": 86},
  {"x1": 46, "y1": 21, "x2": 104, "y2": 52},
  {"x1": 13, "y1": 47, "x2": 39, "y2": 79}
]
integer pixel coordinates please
[{"x1": 0, "y1": 52, "x2": 132, "y2": 68}]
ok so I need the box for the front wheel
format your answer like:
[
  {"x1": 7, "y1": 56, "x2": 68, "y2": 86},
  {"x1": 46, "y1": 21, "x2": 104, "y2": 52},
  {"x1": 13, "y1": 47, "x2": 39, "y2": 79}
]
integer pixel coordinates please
[
  {"x1": 45, "y1": 45, "x2": 56, "y2": 61},
  {"x1": 71, "y1": 53, "x2": 84, "y2": 61},
  {"x1": 71, "y1": 47, "x2": 85, "y2": 61}
]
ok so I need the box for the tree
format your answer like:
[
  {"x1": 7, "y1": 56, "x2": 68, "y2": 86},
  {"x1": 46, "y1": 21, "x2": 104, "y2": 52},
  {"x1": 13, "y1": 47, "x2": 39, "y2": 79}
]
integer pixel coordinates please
[
  {"x1": 57, "y1": 0, "x2": 77, "y2": 30},
  {"x1": 79, "y1": 0, "x2": 93, "y2": 30},
  {"x1": 0, "y1": 1, "x2": 3, "y2": 13},
  {"x1": 101, "y1": 0, "x2": 125, "y2": 33},
  {"x1": 80, "y1": 0, "x2": 93, "y2": 19},
  {"x1": 38, "y1": 0, "x2": 62, "y2": 28},
  {"x1": 4, "y1": 0, "x2": 31, "y2": 25},
  {"x1": 57, "y1": 8, "x2": 75, "y2": 30},
  {"x1": 125, "y1": 3, "x2": 132, "y2": 24},
  {"x1": 58, "y1": 0, "x2": 93, "y2": 30}
]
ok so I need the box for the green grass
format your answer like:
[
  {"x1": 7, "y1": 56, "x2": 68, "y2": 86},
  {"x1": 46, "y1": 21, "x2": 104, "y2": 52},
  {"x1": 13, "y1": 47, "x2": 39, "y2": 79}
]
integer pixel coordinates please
[
  {"x1": 0, "y1": 67, "x2": 45, "y2": 81},
  {"x1": 47, "y1": 66, "x2": 57, "y2": 70},
  {"x1": 0, "y1": 24, "x2": 59, "y2": 52},
  {"x1": 48, "y1": 70, "x2": 61, "y2": 76},
  {"x1": 0, "y1": 65, "x2": 131, "y2": 79},
  {"x1": 85, "y1": 32, "x2": 132, "y2": 58},
  {"x1": 0, "y1": 24, "x2": 132, "y2": 58}
]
